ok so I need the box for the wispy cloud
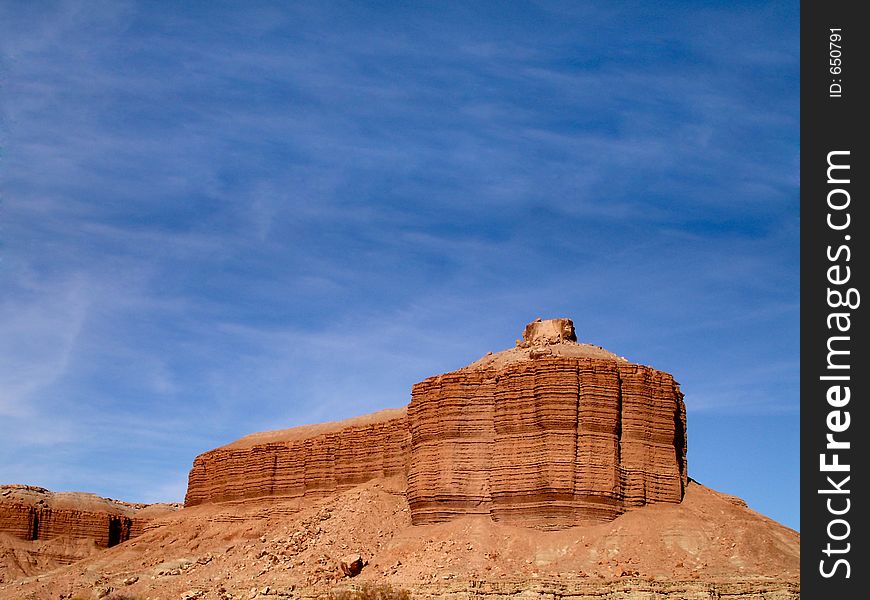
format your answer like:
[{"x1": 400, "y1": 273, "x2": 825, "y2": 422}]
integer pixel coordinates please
[
  {"x1": 0, "y1": 273, "x2": 89, "y2": 418},
  {"x1": 0, "y1": 1, "x2": 798, "y2": 527}
]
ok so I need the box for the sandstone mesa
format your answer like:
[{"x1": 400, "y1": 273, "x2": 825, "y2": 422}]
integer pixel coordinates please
[
  {"x1": 186, "y1": 318, "x2": 686, "y2": 531},
  {"x1": 0, "y1": 318, "x2": 799, "y2": 599}
]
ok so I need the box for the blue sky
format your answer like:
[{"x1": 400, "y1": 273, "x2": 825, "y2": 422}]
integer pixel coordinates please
[{"x1": 0, "y1": 1, "x2": 799, "y2": 529}]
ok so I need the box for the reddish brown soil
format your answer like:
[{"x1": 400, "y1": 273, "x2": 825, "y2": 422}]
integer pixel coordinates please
[
  {"x1": 463, "y1": 342, "x2": 627, "y2": 371},
  {"x1": 0, "y1": 322, "x2": 799, "y2": 598},
  {"x1": 0, "y1": 485, "x2": 179, "y2": 585},
  {"x1": 1, "y1": 478, "x2": 798, "y2": 599}
]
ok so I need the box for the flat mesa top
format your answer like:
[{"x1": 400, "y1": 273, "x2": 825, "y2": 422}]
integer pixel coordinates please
[
  {"x1": 215, "y1": 319, "x2": 623, "y2": 450},
  {"x1": 462, "y1": 317, "x2": 628, "y2": 371},
  {"x1": 0, "y1": 485, "x2": 178, "y2": 515},
  {"x1": 220, "y1": 407, "x2": 408, "y2": 450}
]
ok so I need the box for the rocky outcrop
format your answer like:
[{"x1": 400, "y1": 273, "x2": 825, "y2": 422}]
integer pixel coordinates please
[
  {"x1": 1, "y1": 319, "x2": 798, "y2": 598},
  {"x1": 0, "y1": 485, "x2": 179, "y2": 579},
  {"x1": 0, "y1": 485, "x2": 176, "y2": 548},
  {"x1": 184, "y1": 409, "x2": 409, "y2": 506},
  {"x1": 2, "y1": 477, "x2": 799, "y2": 599},
  {"x1": 407, "y1": 357, "x2": 685, "y2": 528},
  {"x1": 184, "y1": 319, "x2": 686, "y2": 530},
  {"x1": 1, "y1": 500, "x2": 131, "y2": 548},
  {"x1": 518, "y1": 317, "x2": 578, "y2": 346}
]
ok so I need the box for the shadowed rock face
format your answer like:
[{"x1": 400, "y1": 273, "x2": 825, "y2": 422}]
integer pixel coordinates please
[
  {"x1": 0, "y1": 486, "x2": 177, "y2": 547},
  {"x1": 184, "y1": 319, "x2": 687, "y2": 530}
]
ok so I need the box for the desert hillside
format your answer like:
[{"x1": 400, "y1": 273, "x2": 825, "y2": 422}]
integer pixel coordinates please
[{"x1": 0, "y1": 320, "x2": 799, "y2": 599}]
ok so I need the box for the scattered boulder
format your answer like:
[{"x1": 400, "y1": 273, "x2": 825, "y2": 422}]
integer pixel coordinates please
[{"x1": 340, "y1": 554, "x2": 364, "y2": 577}]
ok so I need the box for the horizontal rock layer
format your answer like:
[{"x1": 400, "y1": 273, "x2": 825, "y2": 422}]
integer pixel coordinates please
[
  {"x1": 0, "y1": 503, "x2": 133, "y2": 548},
  {"x1": 0, "y1": 485, "x2": 178, "y2": 550},
  {"x1": 407, "y1": 358, "x2": 686, "y2": 528},
  {"x1": 184, "y1": 413, "x2": 409, "y2": 506},
  {"x1": 2, "y1": 478, "x2": 800, "y2": 596},
  {"x1": 186, "y1": 355, "x2": 686, "y2": 529}
]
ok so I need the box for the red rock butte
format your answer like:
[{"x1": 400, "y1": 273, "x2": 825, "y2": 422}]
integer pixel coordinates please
[
  {"x1": 185, "y1": 318, "x2": 687, "y2": 530},
  {"x1": 0, "y1": 485, "x2": 179, "y2": 579},
  {"x1": 2, "y1": 318, "x2": 799, "y2": 599},
  {"x1": 0, "y1": 486, "x2": 177, "y2": 547}
]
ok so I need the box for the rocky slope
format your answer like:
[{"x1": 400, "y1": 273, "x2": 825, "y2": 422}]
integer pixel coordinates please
[
  {"x1": 1, "y1": 478, "x2": 799, "y2": 599},
  {"x1": 0, "y1": 318, "x2": 798, "y2": 598},
  {"x1": 0, "y1": 485, "x2": 179, "y2": 582}
]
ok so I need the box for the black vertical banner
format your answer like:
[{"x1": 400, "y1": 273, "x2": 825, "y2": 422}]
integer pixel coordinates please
[{"x1": 802, "y1": 1, "x2": 868, "y2": 597}]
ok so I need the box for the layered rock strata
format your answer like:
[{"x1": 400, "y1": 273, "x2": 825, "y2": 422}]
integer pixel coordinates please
[
  {"x1": 184, "y1": 319, "x2": 687, "y2": 530},
  {"x1": 184, "y1": 408, "x2": 409, "y2": 506},
  {"x1": 1, "y1": 477, "x2": 801, "y2": 598},
  {"x1": 0, "y1": 485, "x2": 177, "y2": 551},
  {"x1": 407, "y1": 358, "x2": 686, "y2": 528}
]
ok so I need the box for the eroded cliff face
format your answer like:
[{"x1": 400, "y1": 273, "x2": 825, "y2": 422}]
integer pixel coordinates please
[
  {"x1": 0, "y1": 485, "x2": 165, "y2": 547},
  {"x1": 407, "y1": 358, "x2": 686, "y2": 528},
  {"x1": 184, "y1": 409, "x2": 410, "y2": 506},
  {"x1": 3, "y1": 320, "x2": 797, "y2": 598},
  {"x1": 0, "y1": 485, "x2": 179, "y2": 580},
  {"x1": 184, "y1": 319, "x2": 687, "y2": 531}
]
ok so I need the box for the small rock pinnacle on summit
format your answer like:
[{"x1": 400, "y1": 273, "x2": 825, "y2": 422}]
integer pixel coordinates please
[{"x1": 517, "y1": 318, "x2": 578, "y2": 348}]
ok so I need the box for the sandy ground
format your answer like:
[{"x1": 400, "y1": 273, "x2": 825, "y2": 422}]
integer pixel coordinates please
[
  {"x1": 462, "y1": 342, "x2": 628, "y2": 371},
  {"x1": 1, "y1": 478, "x2": 798, "y2": 599}
]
